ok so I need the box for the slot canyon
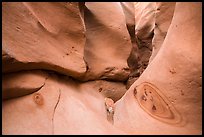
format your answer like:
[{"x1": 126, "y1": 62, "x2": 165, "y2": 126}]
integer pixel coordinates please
[{"x1": 2, "y1": 2, "x2": 202, "y2": 135}]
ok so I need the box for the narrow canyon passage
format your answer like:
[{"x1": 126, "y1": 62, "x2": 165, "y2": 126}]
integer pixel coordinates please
[{"x1": 2, "y1": 2, "x2": 202, "y2": 135}]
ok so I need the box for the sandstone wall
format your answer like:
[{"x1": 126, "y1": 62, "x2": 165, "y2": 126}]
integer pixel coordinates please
[{"x1": 2, "y1": 2, "x2": 202, "y2": 135}]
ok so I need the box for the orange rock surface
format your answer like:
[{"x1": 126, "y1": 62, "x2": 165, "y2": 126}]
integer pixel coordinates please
[{"x1": 2, "y1": 2, "x2": 202, "y2": 135}]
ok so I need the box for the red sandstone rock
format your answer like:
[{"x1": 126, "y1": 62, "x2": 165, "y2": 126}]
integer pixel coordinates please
[
  {"x1": 126, "y1": 2, "x2": 176, "y2": 89},
  {"x1": 80, "y1": 80, "x2": 127, "y2": 102},
  {"x1": 149, "y1": 2, "x2": 176, "y2": 62},
  {"x1": 2, "y1": 2, "x2": 202, "y2": 135},
  {"x1": 2, "y1": 70, "x2": 48, "y2": 100},
  {"x1": 80, "y1": 2, "x2": 132, "y2": 81},
  {"x1": 2, "y1": 2, "x2": 86, "y2": 78},
  {"x1": 126, "y1": 2, "x2": 156, "y2": 88},
  {"x1": 2, "y1": 74, "x2": 61, "y2": 134},
  {"x1": 2, "y1": 73, "x2": 125, "y2": 134},
  {"x1": 114, "y1": 2, "x2": 202, "y2": 134}
]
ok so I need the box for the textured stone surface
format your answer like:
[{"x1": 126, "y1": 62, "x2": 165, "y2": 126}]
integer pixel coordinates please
[
  {"x1": 2, "y1": 70, "x2": 48, "y2": 100},
  {"x1": 2, "y1": 73, "x2": 125, "y2": 135},
  {"x1": 80, "y1": 80, "x2": 127, "y2": 102},
  {"x1": 2, "y1": 2, "x2": 202, "y2": 135},
  {"x1": 80, "y1": 2, "x2": 132, "y2": 81},
  {"x1": 114, "y1": 2, "x2": 202, "y2": 134},
  {"x1": 2, "y1": 2, "x2": 86, "y2": 78},
  {"x1": 125, "y1": 2, "x2": 156, "y2": 89},
  {"x1": 2, "y1": 74, "x2": 61, "y2": 134},
  {"x1": 149, "y1": 2, "x2": 176, "y2": 62},
  {"x1": 126, "y1": 2, "x2": 176, "y2": 89}
]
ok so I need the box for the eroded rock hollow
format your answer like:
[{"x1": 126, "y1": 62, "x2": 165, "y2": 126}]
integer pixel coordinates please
[{"x1": 2, "y1": 2, "x2": 202, "y2": 135}]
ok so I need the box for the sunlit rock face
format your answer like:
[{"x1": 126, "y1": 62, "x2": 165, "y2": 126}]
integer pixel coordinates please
[
  {"x1": 126, "y1": 2, "x2": 176, "y2": 89},
  {"x1": 2, "y1": 2, "x2": 87, "y2": 78},
  {"x1": 114, "y1": 2, "x2": 202, "y2": 135},
  {"x1": 82, "y1": 2, "x2": 132, "y2": 82},
  {"x1": 2, "y1": 2, "x2": 202, "y2": 135}
]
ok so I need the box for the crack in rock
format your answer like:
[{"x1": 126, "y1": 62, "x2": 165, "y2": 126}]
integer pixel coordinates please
[{"x1": 52, "y1": 89, "x2": 61, "y2": 135}]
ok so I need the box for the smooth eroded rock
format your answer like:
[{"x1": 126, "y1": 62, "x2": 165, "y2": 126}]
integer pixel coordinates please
[
  {"x1": 114, "y1": 2, "x2": 202, "y2": 134},
  {"x1": 80, "y1": 2, "x2": 132, "y2": 81},
  {"x1": 2, "y1": 2, "x2": 86, "y2": 78},
  {"x1": 2, "y1": 70, "x2": 48, "y2": 100},
  {"x1": 80, "y1": 80, "x2": 127, "y2": 102},
  {"x1": 2, "y1": 74, "x2": 61, "y2": 135},
  {"x1": 149, "y1": 2, "x2": 176, "y2": 63},
  {"x1": 2, "y1": 73, "x2": 126, "y2": 135}
]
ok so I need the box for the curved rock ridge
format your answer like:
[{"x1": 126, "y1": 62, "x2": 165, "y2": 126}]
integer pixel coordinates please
[
  {"x1": 2, "y1": 70, "x2": 48, "y2": 100},
  {"x1": 126, "y1": 2, "x2": 176, "y2": 89},
  {"x1": 149, "y1": 2, "x2": 176, "y2": 63},
  {"x1": 114, "y1": 2, "x2": 202, "y2": 135},
  {"x1": 134, "y1": 82, "x2": 183, "y2": 126},
  {"x1": 80, "y1": 2, "x2": 132, "y2": 81},
  {"x1": 2, "y1": 73, "x2": 126, "y2": 135},
  {"x1": 2, "y1": 2, "x2": 87, "y2": 78},
  {"x1": 2, "y1": 2, "x2": 202, "y2": 135},
  {"x1": 2, "y1": 2, "x2": 134, "y2": 82}
]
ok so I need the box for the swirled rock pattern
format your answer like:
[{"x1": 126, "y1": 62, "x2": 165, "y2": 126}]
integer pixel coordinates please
[
  {"x1": 134, "y1": 82, "x2": 182, "y2": 125},
  {"x1": 114, "y1": 2, "x2": 202, "y2": 135}
]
